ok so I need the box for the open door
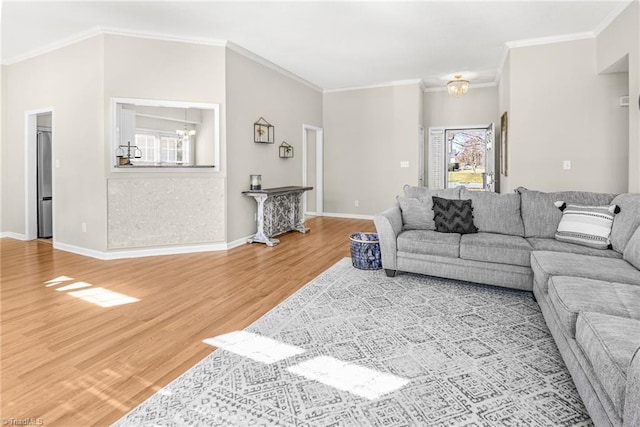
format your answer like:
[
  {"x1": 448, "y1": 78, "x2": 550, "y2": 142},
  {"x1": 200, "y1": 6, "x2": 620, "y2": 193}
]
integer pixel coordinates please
[{"x1": 429, "y1": 124, "x2": 495, "y2": 192}]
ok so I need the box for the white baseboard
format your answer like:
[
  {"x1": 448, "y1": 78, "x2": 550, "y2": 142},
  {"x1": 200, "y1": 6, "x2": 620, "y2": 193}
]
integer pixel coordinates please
[
  {"x1": 322, "y1": 212, "x2": 375, "y2": 220},
  {"x1": 53, "y1": 235, "x2": 254, "y2": 260},
  {"x1": 0, "y1": 232, "x2": 28, "y2": 240},
  {"x1": 226, "y1": 236, "x2": 253, "y2": 250},
  {"x1": 53, "y1": 242, "x2": 112, "y2": 260}
]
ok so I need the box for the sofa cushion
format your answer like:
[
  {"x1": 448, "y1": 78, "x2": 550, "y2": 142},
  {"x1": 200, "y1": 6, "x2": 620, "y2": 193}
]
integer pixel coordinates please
[
  {"x1": 554, "y1": 202, "x2": 618, "y2": 250},
  {"x1": 397, "y1": 230, "x2": 460, "y2": 258},
  {"x1": 610, "y1": 193, "x2": 640, "y2": 253},
  {"x1": 530, "y1": 251, "x2": 640, "y2": 294},
  {"x1": 403, "y1": 185, "x2": 461, "y2": 199},
  {"x1": 548, "y1": 276, "x2": 640, "y2": 338},
  {"x1": 527, "y1": 237, "x2": 622, "y2": 259},
  {"x1": 460, "y1": 187, "x2": 525, "y2": 236},
  {"x1": 576, "y1": 312, "x2": 640, "y2": 418},
  {"x1": 623, "y1": 226, "x2": 640, "y2": 270},
  {"x1": 398, "y1": 190, "x2": 460, "y2": 231},
  {"x1": 625, "y1": 346, "x2": 640, "y2": 426},
  {"x1": 517, "y1": 187, "x2": 617, "y2": 238},
  {"x1": 460, "y1": 233, "x2": 532, "y2": 267},
  {"x1": 432, "y1": 197, "x2": 478, "y2": 234}
]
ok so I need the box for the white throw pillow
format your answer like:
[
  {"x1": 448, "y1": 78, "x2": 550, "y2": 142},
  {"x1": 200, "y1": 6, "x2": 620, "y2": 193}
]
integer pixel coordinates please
[{"x1": 554, "y1": 201, "x2": 619, "y2": 250}]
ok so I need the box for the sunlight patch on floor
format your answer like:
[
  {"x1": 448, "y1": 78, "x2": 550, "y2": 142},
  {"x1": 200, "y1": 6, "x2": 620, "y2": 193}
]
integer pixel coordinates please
[
  {"x1": 45, "y1": 275, "x2": 74, "y2": 287},
  {"x1": 203, "y1": 331, "x2": 410, "y2": 400},
  {"x1": 55, "y1": 281, "x2": 93, "y2": 292},
  {"x1": 288, "y1": 355, "x2": 410, "y2": 400},
  {"x1": 45, "y1": 275, "x2": 139, "y2": 308},
  {"x1": 67, "y1": 287, "x2": 139, "y2": 307},
  {"x1": 203, "y1": 331, "x2": 306, "y2": 364}
]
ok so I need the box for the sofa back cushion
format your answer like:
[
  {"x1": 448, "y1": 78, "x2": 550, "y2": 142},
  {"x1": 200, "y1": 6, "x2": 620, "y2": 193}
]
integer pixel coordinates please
[
  {"x1": 403, "y1": 185, "x2": 461, "y2": 199},
  {"x1": 517, "y1": 187, "x2": 617, "y2": 238},
  {"x1": 460, "y1": 187, "x2": 524, "y2": 236},
  {"x1": 623, "y1": 226, "x2": 640, "y2": 270},
  {"x1": 398, "y1": 186, "x2": 461, "y2": 230},
  {"x1": 610, "y1": 193, "x2": 640, "y2": 253}
]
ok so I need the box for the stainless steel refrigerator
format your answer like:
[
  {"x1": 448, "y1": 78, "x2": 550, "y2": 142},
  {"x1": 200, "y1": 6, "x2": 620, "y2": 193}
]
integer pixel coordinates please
[{"x1": 37, "y1": 130, "x2": 53, "y2": 238}]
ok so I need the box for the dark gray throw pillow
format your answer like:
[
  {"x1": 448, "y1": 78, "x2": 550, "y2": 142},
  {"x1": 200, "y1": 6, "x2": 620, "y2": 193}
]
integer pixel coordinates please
[{"x1": 432, "y1": 196, "x2": 478, "y2": 234}]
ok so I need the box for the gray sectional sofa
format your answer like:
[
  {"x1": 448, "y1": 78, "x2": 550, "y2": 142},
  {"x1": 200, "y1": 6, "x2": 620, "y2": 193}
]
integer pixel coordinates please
[{"x1": 374, "y1": 185, "x2": 640, "y2": 427}]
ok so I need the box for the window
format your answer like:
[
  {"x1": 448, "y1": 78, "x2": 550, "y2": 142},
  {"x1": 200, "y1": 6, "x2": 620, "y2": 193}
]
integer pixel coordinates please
[
  {"x1": 112, "y1": 98, "x2": 220, "y2": 171},
  {"x1": 133, "y1": 131, "x2": 190, "y2": 165}
]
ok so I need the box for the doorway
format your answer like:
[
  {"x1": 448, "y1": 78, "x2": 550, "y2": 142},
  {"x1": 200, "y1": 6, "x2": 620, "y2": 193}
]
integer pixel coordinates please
[
  {"x1": 302, "y1": 124, "x2": 323, "y2": 217},
  {"x1": 429, "y1": 124, "x2": 495, "y2": 192},
  {"x1": 25, "y1": 108, "x2": 55, "y2": 240}
]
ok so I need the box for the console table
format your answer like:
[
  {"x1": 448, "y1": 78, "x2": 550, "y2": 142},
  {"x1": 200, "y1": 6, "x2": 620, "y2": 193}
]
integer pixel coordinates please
[{"x1": 242, "y1": 186, "x2": 313, "y2": 246}]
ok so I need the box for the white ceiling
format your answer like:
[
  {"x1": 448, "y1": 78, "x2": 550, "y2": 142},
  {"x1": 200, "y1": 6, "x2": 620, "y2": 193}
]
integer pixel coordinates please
[{"x1": 0, "y1": 1, "x2": 632, "y2": 90}]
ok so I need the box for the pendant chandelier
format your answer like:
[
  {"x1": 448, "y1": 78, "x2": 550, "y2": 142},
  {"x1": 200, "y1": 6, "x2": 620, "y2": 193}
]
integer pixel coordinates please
[
  {"x1": 177, "y1": 109, "x2": 196, "y2": 139},
  {"x1": 447, "y1": 74, "x2": 470, "y2": 97}
]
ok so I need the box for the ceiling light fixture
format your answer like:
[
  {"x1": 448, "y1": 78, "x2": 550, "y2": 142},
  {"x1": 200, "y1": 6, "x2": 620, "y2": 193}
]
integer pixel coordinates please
[
  {"x1": 447, "y1": 75, "x2": 470, "y2": 97},
  {"x1": 177, "y1": 109, "x2": 196, "y2": 139}
]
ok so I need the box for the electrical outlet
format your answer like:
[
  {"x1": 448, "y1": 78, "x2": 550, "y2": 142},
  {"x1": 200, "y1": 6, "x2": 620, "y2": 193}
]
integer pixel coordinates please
[
  {"x1": 81, "y1": 222, "x2": 87, "y2": 233},
  {"x1": 400, "y1": 161, "x2": 410, "y2": 168},
  {"x1": 563, "y1": 160, "x2": 571, "y2": 170},
  {"x1": 354, "y1": 200, "x2": 359, "y2": 207}
]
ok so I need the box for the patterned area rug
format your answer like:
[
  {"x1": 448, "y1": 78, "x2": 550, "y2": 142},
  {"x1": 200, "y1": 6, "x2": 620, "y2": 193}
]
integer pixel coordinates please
[{"x1": 113, "y1": 258, "x2": 592, "y2": 426}]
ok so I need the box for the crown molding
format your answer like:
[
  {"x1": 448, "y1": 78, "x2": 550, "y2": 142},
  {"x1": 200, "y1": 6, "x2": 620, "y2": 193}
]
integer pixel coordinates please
[
  {"x1": 2, "y1": 26, "x2": 103, "y2": 65},
  {"x1": 2, "y1": 26, "x2": 323, "y2": 93},
  {"x1": 422, "y1": 81, "x2": 497, "y2": 93},
  {"x1": 2, "y1": 26, "x2": 227, "y2": 66},
  {"x1": 505, "y1": 31, "x2": 594, "y2": 49},
  {"x1": 225, "y1": 41, "x2": 323, "y2": 93},
  {"x1": 494, "y1": 45, "x2": 510, "y2": 84},
  {"x1": 592, "y1": 0, "x2": 634, "y2": 36},
  {"x1": 323, "y1": 79, "x2": 423, "y2": 94}
]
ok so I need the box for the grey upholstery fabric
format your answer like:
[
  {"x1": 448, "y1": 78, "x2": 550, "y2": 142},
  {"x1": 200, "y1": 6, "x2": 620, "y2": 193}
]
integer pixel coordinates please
[
  {"x1": 397, "y1": 230, "x2": 460, "y2": 258},
  {"x1": 397, "y1": 252, "x2": 533, "y2": 290},
  {"x1": 374, "y1": 206, "x2": 403, "y2": 270},
  {"x1": 534, "y1": 285, "x2": 622, "y2": 427},
  {"x1": 460, "y1": 187, "x2": 525, "y2": 236},
  {"x1": 403, "y1": 185, "x2": 461, "y2": 199},
  {"x1": 530, "y1": 251, "x2": 640, "y2": 294},
  {"x1": 527, "y1": 237, "x2": 622, "y2": 259},
  {"x1": 517, "y1": 187, "x2": 617, "y2": 238},
  {"x1": 576, "y1": 312, "x2": 640, "y2": 418},
  {"x1": 623, "y1": 226, "x2": 640, "y2": 270},
  {"x1": 610, "y1": 193, "x2": 640, "y2": 253},
  {"x1": 397, "y1": 197, "x2": 433, "y2": 230},
  {"x1": 625, "y1": 347, "x2": 640, "y2": 427},
  {"x1": 460, "y1": 232, "x2": 532, "y2": 267},
  {"x1": 398, "y1": 188, "x2": 461, "y2": 231},
  {"x1": 548, "y1": 276, "x2": 640, "y2": 338}
]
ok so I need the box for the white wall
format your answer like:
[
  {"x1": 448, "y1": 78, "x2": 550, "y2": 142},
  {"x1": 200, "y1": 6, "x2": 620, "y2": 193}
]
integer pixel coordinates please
[
  {"x1": 103, "y1": 35, "x2": 227, "y2": 250},
  {"x1": 498, "y1": 51, "x2": 511, "y2": 193},
  {"x1": 423, "y1": 86, "x2": 500, "y2": 190},
  {"x1": 423, "y1": 86, "x2": 499, "y2": 129},
  {"x1": 504, "y1": 38, "x2": 629, "y2": 194},
  {"x1": 323, "y1": 83, "x2": 422, "y2": 215},
  {"x1": 596, "y1": 1, "x2": 640, "y2": 192},
  {"x1": 0, "y1": 64, "x2": 4, "y2": 233},
  {"x1": 225, "y1": 48, "x2": 323, "y2": 242},
  {"x1": 1, "y1": 36, "x2": 105, "y2": 249}
]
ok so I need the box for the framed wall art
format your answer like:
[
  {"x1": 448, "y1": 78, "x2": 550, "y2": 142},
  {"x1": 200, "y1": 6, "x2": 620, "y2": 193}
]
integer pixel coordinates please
[{"x1": 500, "y1": 112, "x2": 508, "y2": 177}]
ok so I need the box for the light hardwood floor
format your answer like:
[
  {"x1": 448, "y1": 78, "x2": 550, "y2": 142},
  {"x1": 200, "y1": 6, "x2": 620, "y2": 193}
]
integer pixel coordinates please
[{"x1": 1, "y1": 217, "x2": 375, "y2": 426}]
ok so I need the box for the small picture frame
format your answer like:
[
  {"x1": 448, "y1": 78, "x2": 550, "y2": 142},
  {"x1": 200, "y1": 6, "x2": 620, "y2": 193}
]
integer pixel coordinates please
[
  {"x1": 254, "y1": 117, "x2": 274, "y2": 144},
  {"x1": 279, "y1": 141, "x2": 294, "y2": 158}
]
